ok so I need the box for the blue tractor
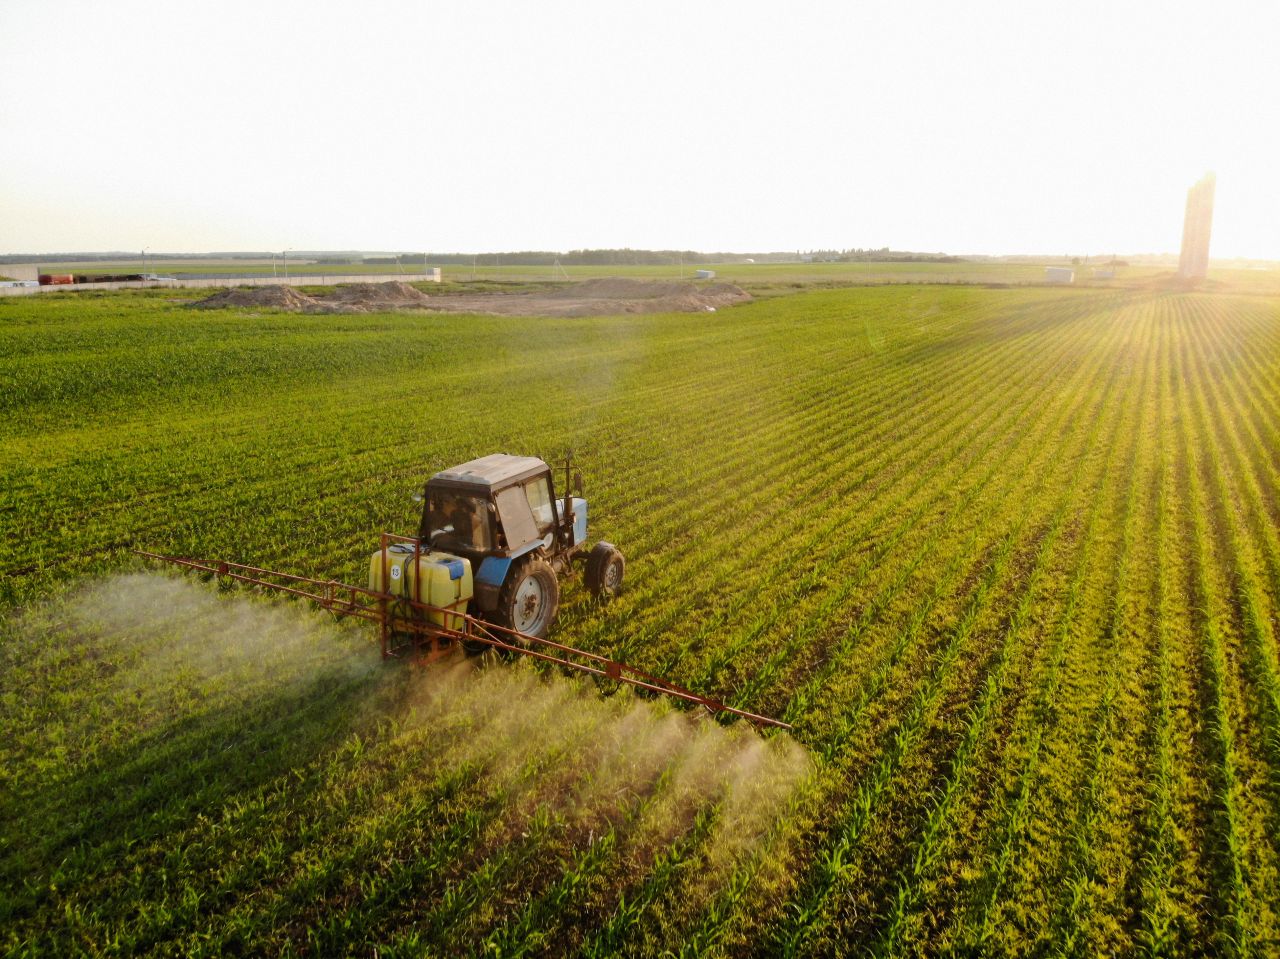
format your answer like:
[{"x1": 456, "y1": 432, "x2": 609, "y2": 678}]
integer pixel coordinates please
[
  {"x1": 411, "y1": 453, "x2": 624, "y2": 639},
  {"x1": 141, "y1": 454, "x2": 789, "y2": 727}
]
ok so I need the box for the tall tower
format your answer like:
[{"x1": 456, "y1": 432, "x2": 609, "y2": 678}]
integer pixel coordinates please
[{"x1": 1178, "y1": 173, "x2": 1215, "y2": 279}]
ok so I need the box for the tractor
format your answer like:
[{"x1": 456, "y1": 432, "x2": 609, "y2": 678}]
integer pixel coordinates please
[
  {"x1": 373, "y1": 454, "x2": 624, "y2": 641},
  {"x1": 137, "y1": 453, "x2": 790, "y2": 729}
]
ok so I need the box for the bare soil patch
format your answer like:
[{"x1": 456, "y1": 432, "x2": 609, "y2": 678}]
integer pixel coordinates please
[
  {"x1": 422, "y1": 278, "x2": 751, "y2": 317},
  {"x1": 189, "y1": 278, "x2": 750, "y2": 317},
  {"x1": 320, "y1": 281, "x2": 434, "y2": 311}
]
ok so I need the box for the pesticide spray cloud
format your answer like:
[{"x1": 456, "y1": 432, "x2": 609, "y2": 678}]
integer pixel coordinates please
[
  {"x1": 397, "y1": 653, "x2": 811, "y2": 881},
  {"x1": 7, "y1": 572, "x2": 811, "y2": 925}
]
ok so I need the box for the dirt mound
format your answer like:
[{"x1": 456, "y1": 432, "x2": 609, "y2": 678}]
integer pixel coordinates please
[
  {"x1": 317, "y1": 281, "x2": 433, "y2": 311},
  {"x1": 189, "y1": 286, "x2": 319, "y2": 310},
  {"x1": 188, "y1": 278, "x2": 748, "y2": 318},
  {"x1": 190, "y1": 282, "x2": 435, "y2": 314},
  {"x1": 414, "y1": 277, "x2": 752, "y2": 317}
]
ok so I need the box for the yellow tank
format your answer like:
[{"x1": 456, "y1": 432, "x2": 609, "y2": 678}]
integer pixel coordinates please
[{"x1": 368, "y1": 545, "x2": 473, "y2": 629}]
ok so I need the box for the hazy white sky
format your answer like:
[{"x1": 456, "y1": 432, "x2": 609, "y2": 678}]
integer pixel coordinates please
[{"x1": 1, "y1": 0, "x2": 1276, "y2": 257}]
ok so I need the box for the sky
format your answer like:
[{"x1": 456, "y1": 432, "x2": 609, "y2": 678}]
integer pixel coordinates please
[{"x1": 1, "y1": 0, "x2": 1277, "y2": 258}]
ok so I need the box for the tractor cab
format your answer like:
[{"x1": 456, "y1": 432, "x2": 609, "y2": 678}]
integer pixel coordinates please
[
  {"x1": 411, "y1": 453, "x2": 623, "y2": 639},
  {"x1": 419, "y1": 454, "x2": 582, "y2": 561}
]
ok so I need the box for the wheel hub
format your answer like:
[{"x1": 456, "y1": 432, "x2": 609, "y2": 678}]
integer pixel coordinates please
[{"x1": 513, "y1": 575, "x2": 544, "y2": 633}]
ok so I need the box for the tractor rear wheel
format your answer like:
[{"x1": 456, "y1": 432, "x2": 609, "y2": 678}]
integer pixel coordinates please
[
  {"x1": 494, "y1": 556, "x2": 560, "y2": 640},
  {"x1": 585, "y1": 541, "x2": 625, "y2": 599}
]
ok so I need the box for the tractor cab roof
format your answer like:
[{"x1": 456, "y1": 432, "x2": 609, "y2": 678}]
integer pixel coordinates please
[{"x1": 427, "y1": 454, "x2": 549, "y2": 492}]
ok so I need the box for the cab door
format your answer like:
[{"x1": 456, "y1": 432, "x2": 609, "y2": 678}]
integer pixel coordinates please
[
  {"x1": 494, "y1": 485, "x2": 540, "y2": 553},
  {"x1": 521, "y1": 475, "x2": 556, "y2": 536}
]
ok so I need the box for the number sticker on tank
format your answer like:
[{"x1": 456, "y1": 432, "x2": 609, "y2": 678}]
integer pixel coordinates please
[{"x1": 390, "y1": 564, "x2": 402, "y2": 580}]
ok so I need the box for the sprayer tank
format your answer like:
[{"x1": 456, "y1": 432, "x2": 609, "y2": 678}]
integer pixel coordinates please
[{"x1": 368, "y1": 544, "x2": 473, "y2": 628}]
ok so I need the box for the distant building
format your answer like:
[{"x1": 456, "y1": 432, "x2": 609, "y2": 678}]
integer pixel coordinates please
[
  {"x1": 1178, "y1": 173, "x2": 1215, "y2": 279},
  {"x1": 694, "y1": 269, "x2": 716, "y2": 280},
  {"x1": 1045, "y1": 266, "x2": 1075, "y2": 284}
]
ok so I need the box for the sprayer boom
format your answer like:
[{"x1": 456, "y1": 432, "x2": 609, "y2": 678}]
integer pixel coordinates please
[{"x1": 134, "y1": 544, "x2": 791, "y2": 731}]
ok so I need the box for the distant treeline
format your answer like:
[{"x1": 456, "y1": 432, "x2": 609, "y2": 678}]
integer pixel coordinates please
[
  {"x1": 803, "y1": 248, "x2": 964, "y2": 263},
  {"x1": 353, "y1": 250, "x2": 752, "y2": 267},
  {"x1": 350, "y1": 248, "x2": 965, "y2": 267},
  {"x1": 2, "y1": 248, "x2": 965, "y2": 266}
]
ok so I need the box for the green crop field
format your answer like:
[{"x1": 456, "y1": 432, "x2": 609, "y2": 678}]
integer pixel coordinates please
[{"x1": 3, "y1": 281, "x2": 1280, "y2": 956}]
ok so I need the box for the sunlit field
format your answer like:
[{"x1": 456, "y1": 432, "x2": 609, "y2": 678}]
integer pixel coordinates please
[{"x1": 3, "y1": 281, "x2": 1280, "y2": 955}]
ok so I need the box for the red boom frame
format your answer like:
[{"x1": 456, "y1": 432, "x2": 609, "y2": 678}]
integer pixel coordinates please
[{"x1": 134, "y1": 533, "x2": 791, "y2": 731}]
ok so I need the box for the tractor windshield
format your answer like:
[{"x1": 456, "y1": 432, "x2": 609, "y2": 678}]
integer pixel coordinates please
[{"x1": 424, "y1": 490, "x2": 493, "y2": 552}]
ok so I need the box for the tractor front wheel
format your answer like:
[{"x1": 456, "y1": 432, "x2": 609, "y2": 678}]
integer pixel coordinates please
[
  {"x1": 494, "y1": 556, "x2": 561, "y2": 640},
  {"x1": 585, "y1": 541, "x2": 625, "y2": 599}
]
